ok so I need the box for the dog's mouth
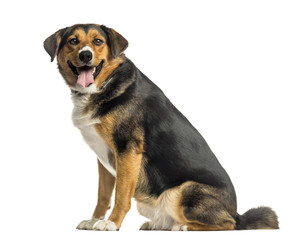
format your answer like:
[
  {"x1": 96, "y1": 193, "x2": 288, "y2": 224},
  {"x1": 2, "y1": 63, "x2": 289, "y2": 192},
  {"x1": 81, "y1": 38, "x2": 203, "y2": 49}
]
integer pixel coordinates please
[{"x1": 67, "y1": 60, "x2": 104, "y2": 88}]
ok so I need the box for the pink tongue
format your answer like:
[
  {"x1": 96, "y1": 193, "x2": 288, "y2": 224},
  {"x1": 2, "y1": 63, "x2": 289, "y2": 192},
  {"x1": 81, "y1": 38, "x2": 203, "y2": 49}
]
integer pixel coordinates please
[{"x1": 77, "y1": 68, "x2": 94, "y2": 88}]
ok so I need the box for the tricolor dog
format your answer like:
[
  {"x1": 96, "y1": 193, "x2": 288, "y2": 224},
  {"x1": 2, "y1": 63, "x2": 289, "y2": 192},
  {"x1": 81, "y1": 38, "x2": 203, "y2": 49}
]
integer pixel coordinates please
[{"x1": 44, "y1": 24, "x2": 279, "y2": 231}]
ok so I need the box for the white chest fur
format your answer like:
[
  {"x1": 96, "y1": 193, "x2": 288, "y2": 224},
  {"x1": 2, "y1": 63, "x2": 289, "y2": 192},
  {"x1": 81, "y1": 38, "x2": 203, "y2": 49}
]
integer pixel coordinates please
[{"x1": 71, "y1": 94, "x2": 116, "y2": 176}]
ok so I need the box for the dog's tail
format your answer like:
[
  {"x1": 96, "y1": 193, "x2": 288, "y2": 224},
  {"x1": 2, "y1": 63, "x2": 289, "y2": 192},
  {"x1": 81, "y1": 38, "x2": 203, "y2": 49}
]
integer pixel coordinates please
[{"x1": 235, "y1": 206, "x2": 279, "y2": 230}]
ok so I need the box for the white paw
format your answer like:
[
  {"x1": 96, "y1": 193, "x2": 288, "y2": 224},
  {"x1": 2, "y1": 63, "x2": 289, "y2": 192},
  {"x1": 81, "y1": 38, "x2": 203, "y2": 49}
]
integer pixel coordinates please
[
  {"x1": 92, "y1": 220, "x2": 118, "y2": 231},
  {"x1": 171, "y1": 224, "x2": 188, "y2": 231},
  {"x1": 76, "y1": 218, "x2": 102, "y2": 230}
]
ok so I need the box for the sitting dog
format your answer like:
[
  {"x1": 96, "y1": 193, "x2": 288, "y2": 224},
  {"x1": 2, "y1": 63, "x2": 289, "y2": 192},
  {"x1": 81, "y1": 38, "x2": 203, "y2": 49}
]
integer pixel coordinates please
[{"x1": 44, "y1": 24, "x2": 278, "y2": 231}]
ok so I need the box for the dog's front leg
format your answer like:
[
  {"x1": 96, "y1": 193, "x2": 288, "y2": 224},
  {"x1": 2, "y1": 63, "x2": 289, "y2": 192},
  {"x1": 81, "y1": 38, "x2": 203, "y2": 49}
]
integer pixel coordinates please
[
  {"x1": 77, "y1": 159, "x2": 116, "y2": 230},
  {"x1": 93, "y1": 159, "x2": 116, "y2": 219},
  {"x1": 93, "y1": 150, "x2": 142, "y2": 230}
]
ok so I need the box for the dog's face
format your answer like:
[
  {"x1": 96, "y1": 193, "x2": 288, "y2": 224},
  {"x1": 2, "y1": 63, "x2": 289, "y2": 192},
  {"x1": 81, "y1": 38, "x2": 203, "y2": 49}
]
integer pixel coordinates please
[{"x1": 44, "y1": 24, "x2": 128, "y2": 93}]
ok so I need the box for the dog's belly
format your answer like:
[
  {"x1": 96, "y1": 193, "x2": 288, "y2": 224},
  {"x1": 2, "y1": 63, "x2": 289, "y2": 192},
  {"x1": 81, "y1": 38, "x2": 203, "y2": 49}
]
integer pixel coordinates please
[{"x1": 72, "y1": 101, "x2": 116, "y2": 176}]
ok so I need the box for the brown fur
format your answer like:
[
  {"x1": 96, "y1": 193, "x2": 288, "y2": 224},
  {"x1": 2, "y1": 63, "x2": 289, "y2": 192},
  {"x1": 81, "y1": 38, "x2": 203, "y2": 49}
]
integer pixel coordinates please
[
  {"x1": 93, "y1": 111, "x2": 144, "y2": 228},
  {"x1": 185, "y1": 222, "x2": 234, "y2": 231},
  {"x1": 108, "y1": 150, "x2": 142, "y2": 228},
  {"x1": 94, "y1": 56, "x2": 124, "y2": 88},
  {"x1": 92, "y1": 160, "x2": 115, "y2": 219}
]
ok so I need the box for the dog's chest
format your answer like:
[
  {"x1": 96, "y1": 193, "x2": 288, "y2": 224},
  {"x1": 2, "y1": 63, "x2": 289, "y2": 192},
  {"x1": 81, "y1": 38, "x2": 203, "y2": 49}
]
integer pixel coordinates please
[{"x1": 71, "y1": 95, "x2": 116, "y2": 176}]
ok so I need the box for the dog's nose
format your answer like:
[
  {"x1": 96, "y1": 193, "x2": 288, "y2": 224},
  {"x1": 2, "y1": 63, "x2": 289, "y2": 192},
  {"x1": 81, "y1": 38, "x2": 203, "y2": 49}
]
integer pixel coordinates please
[{"x1": 79, "y1": 50, "x2": 93, "y2": 64}]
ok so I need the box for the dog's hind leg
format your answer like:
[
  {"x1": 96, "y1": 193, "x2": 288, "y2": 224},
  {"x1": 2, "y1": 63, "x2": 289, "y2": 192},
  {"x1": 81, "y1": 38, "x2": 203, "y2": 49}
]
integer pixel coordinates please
[
  {"x1": 138, "y1": 181, "x2": 236, "y2": 231},
  {"x1": 173, "y1": 182, "x2": 236, "y2": 231}
]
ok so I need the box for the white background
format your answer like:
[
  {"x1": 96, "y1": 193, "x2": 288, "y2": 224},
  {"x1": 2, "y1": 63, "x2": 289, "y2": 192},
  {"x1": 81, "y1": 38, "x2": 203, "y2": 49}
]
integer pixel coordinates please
[{"x1": 0, "y1": 0, "x2": 297, "y2": 239}]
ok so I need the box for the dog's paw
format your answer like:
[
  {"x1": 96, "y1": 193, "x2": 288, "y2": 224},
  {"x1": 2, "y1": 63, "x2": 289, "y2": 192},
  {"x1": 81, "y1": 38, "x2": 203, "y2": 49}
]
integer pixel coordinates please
[
  {"x1": 92, "y1": 220, "x2": 118, "y2": 231},
  {"x1": 76, "y1": 218, "x2": 101, "y2": 230},
  {"x1": 139, "y1": 221, "x2": 153, "y2": 230},
  {"x1": 171, "y1": 224, "x2": 188, "y2": 231}
]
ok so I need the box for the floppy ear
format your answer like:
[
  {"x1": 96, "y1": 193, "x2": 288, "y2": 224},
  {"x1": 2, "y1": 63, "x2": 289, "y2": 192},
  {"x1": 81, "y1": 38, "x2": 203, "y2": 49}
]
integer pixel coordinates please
[
  {"x1": 101, "y1": 25, "x2": 128, "y2": 58},
  {"x1": 43, "y1": 28, "x2": 65, "y2": 62}
]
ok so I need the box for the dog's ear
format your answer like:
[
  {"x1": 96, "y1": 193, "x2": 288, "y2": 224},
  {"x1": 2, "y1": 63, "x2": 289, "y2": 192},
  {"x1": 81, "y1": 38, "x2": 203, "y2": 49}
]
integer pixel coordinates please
[
  {"x1": 43, "y1": 28, "x2": 66, "y2": 62},
  {"x1": 101, "y1": 25, "x2": 128, "y2": 58}
]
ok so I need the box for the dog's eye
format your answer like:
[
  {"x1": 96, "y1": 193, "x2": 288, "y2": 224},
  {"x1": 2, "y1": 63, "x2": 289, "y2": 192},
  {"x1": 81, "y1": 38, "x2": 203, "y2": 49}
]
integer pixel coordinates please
[
  {"x1": 93, "y1": 38, "x2": 103, "y2": 46},
  {"x1": 69, "y1": 38, "x2": 79, "y2": 45}
]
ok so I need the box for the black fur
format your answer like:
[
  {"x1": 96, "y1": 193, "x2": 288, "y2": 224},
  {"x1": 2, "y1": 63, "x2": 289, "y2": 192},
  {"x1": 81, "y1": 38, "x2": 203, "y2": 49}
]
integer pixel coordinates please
[
  {"x1": 235, "y1": 207, "x2": 279, "y2": 230},
  {"x1": 43, "y1": 27, "x2": 67, "y2": 62},
  {"x1": 89, "y1": 59, "x2": 136, "y2": 118},
  {"x1": 88, "y1": 57, "x2": 279, "y2": 229},
  {"x1": 181, "y1": 183, "x2": 237, "y2": 226},
  {"x1": 101, "y1": 25, "x2": 129, "y2": 58},
  {"x1": 91, "y1": 57, "x2": 236, "y2": 197}
]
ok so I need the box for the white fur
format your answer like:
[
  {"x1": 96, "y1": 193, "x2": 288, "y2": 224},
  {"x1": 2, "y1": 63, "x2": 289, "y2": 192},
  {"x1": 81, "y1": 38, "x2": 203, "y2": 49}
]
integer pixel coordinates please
[
  {"x1": 79, "y1": 46, "x2": 94, "y2": 55},
  {"x1": 92, "y1": 220, "x2": 117, "y2": 231},
  {"x1": 137, "y1": 190, "x2": 181, "y2": 230},
  {"x1": 77, "y1": 218, "x2": 101, "y2": 230},
  {"x1": 70, "y1": 82, "x2": 98, "y2": 95},
  {"x1": 78, "y1": 45, "x2": 95, "y2": 66},
  {"x1": 171, "y1": 224, "x2": 188, "y2": 231},
  {"x1": 138, "y1": 202, "x2": 174, "y2": 230},
  {"x1": 72, "y1": 94, "x2": 116, "y2": 177}
]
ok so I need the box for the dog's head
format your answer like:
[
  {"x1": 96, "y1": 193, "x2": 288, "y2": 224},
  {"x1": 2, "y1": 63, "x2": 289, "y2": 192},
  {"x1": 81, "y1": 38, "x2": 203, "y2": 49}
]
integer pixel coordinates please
[{"x1": 44, "y1": 24, "x2": 128, "y2": 93}]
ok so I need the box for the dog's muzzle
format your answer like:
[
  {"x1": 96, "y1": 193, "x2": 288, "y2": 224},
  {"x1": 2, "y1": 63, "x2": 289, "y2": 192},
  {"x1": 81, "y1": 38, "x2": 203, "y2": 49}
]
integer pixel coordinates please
[{"x1": 67, "y1": 60, "x2": 104, "y2": 88}]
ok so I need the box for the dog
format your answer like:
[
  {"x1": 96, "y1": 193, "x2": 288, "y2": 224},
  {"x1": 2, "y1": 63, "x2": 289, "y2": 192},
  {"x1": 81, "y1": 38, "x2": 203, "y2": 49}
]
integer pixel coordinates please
[{"x1": 44, "y1": 24, "x2": 279, "y2": 231}]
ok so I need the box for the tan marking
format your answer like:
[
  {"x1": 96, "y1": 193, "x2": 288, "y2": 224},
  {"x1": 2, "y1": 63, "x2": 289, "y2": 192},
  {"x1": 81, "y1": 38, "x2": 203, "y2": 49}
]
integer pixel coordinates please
[
  {"x1": 57, "y1": 29, "x2": 86, "y2": 86},
  {"x1": 92, "y1": 159, "x2": 115, "y2": 219},
  {"x1": 185, "y1": 222, "x2": 234, "y2": 231},
  {"x1": 93, "y1": 110, "x2": 144, "y2": 229},
  {"x1": 134, "y1": 156, "x2": 149, "y2": 202},
  {"x1": 94, "y1": 114, "x2": 116, "y2": 151},
  {"x1": 94, "y1": 56, "x2": 124, "y2": 88},
  {"x1": 94, "y1": 109, "x2": 144, "y2": 154},
  {"x1": 108, "y1": 150, "x2": 142, "y2": 228}
]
